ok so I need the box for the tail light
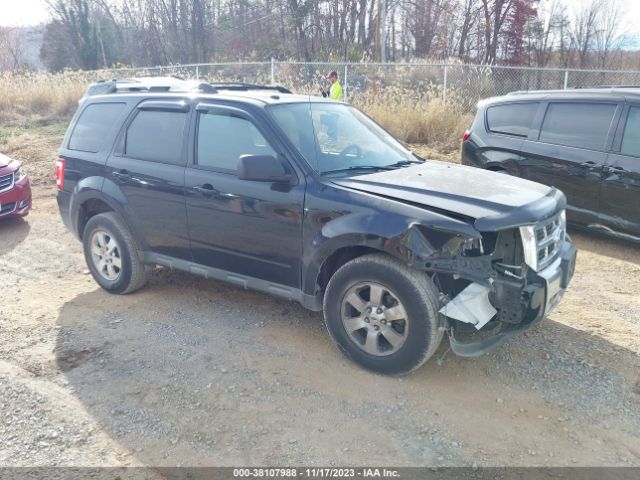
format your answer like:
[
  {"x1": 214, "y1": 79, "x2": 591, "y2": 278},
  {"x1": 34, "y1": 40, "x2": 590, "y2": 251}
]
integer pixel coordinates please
[
  {"x1": 55, "y1": 158, "x2": 66, "y2": 190},
  {"x1": 463, "y1": 130, "x2": 471, "y2": 141}
]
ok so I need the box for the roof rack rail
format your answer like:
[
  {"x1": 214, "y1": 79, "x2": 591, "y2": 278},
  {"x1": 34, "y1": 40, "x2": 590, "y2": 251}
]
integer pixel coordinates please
[
  {"x1": 82, "y1": 77, "x2": 292, "y2": 99},
  {"x1": 206, "y1": 83, "x2": 292, "y2": 94},
  {"x1": 576, "y1": 85, "x2": 640, "y2": 89},
  {"x1": 505, "y1": 85, "x2": 640, "y2": 97},
  {"x1": 83, "y1": 77, "x2": 198, "y2": 97},
  {"x1": 506, "y1": 88, "x2": 566, "y2": 95}
]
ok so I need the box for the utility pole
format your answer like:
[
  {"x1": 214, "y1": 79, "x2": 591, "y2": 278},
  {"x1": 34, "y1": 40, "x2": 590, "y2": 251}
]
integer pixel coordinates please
[{"x1": 379, "y1": 0, "x2": 387, "y2": 63}]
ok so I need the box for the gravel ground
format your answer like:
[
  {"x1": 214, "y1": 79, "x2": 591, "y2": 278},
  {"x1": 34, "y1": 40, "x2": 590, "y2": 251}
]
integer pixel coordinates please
[{"x1": 0, "y1": 130, "x2": 639, "y2": 469}]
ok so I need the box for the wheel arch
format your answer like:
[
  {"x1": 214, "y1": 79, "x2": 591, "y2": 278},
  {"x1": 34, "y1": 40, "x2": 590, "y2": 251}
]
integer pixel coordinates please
[
  {"x1": 484, "y1": 158, "x2": 521, "y2": 176},
  {"x1": 305, "y1": 221, "x2": 471, "y2": 300},
  {"x1": 70, "y1": 179, "x2": 131, "y2": 242},
  {"x1": 316, "y1": 244, "x2": 384, "y2": 292},
  {"x1": 77, "y1": 198, "x2": 116, "y2": 239}
]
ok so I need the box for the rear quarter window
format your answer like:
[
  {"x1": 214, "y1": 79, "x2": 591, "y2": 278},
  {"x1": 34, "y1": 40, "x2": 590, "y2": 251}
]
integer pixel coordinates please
[
  {"x1": 486, "y1": 102, "x2": 538, "y2": 137},
  {"x1": 539, "y1": 102, "x2": 617, "y2": 151},
  {"x1": 68, "y1": 102, "x2": 127, "y2": 153}
]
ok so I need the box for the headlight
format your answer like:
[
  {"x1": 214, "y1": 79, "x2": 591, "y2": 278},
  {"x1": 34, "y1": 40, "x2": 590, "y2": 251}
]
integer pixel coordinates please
[
  {"x1": 519, "y1": 225, "x2": 538, "y2": 272},
  {"x1": 13, "y1": 167, "x2": 26, "y2": 183},
  {"x1": 559, "y1": 209, "x2": 566, "y2": 230}
]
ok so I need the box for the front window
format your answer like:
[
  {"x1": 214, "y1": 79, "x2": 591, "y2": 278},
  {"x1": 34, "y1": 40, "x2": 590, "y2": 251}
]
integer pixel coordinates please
[
  {"x1": 539, "y1": 102, "x2": 617, "y2": 151},
  {"x1": 621, "y1": 106, "x2": 640, "y2": 157},
  {"x1": 197, "y1": 110, "x2": 276, "y2": 171},
  {"x1": 269, "y1": 102, "x2": 419, "y2": 175}
]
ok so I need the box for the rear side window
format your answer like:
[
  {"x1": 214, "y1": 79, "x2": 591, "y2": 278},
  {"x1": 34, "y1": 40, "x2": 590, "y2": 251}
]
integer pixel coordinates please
[
  {"x1": 125, "y1": 110, "x2": 187, "y2": 165},
  {"x1": 196, "y1": 111, "x2": 276, "y2": 171},
  {"x1": 620, "y1": 106, "x2": 640, "y2": 157},
  {"x1": 486, "y1": 102, "x2": 538, "y2": 137},
  {"x1": 540, "y1": 102, "x2": 617, "y2": 151},
  {"x1": 68, "y1": 102, "x2": 126, "y2": 153}
]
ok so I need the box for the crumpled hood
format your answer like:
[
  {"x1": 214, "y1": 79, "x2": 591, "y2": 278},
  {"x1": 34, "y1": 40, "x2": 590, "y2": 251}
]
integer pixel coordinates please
[{"x1": 331, "y1": 160, "x2": 565, "y2": 231}]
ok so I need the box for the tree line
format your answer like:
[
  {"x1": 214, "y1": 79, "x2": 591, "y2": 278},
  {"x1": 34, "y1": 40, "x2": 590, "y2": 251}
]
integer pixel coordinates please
[{"x1": 1, "y1": 0, "x2": 634, "y2": 72}]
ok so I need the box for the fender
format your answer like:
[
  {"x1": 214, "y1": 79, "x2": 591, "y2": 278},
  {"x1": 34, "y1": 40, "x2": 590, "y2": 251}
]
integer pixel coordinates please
[
  {"x1": 485, "y1": 160, "x2": 521, "y2": 176},
  {"x1": 478, "y1": 145, "x2": 524, "y2": 173},
  {"x1": 68, "y1": 176, "x2": 143, "y2": 248},
  {"x1": 68, "y1": 176, "x2": 106, "y2": 239},
  {"x1": 301, "y1": 201, "x2": 481, "y2": 297}
]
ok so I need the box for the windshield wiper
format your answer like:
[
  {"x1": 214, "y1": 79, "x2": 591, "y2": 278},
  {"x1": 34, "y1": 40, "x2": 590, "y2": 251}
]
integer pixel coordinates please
[
  {"x1": 385, "y1": 159, "x2": 424, "y2": 168},
  {"x1": 321, "y1": 165, "x2": 396, "y2": 176}
]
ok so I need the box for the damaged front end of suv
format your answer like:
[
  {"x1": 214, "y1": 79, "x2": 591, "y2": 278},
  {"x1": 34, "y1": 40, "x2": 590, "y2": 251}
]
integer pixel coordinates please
[{"x1": 403, "y1": 188, "x2": 577, "y2": 357}]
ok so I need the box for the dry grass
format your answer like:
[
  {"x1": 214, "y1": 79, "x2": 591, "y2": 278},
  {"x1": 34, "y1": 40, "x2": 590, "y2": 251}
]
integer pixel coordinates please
[
  {"x1": 0, "y1": 71, "x2": 94, "y2": 124},
  {"x1": 352, "y1": 86, "x2": 473, "y2": 153},
  {"x1": 0, "y1": 71, "x2": 470, "y2": 153}
]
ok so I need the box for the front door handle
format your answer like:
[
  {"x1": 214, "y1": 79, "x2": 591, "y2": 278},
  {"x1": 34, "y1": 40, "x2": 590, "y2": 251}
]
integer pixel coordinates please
[
  {"x1": 604, "y1": 165, "x2": 626, "y2": 174},
  {"x1": 579, "y1": 161, "x2": 597, "y2": 168},
  {"x1": 113, "y1": 169, "x2": 131, "y2": 181},
  {"x1": 192, "y1": 184, "x2": 217, "y2": 196}
]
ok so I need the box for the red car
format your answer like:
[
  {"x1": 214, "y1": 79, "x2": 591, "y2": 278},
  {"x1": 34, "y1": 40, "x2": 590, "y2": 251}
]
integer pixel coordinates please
[{"x1": 0, "y1": 153, "x2": 31, "y2": 219}]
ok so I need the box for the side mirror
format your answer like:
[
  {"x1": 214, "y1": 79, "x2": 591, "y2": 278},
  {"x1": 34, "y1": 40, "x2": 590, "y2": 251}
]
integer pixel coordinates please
[{"x1": 237, "y1": 154, "x2": 293, "y2": 183}]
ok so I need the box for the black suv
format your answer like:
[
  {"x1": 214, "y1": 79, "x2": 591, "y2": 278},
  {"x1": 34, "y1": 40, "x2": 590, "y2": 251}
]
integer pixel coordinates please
[
  {"x1": 462, "y1": 88, "x2": 640, "y2": 241},
  {"x1": 57, "y1": 78, "x2": 576, "y2": 375}
]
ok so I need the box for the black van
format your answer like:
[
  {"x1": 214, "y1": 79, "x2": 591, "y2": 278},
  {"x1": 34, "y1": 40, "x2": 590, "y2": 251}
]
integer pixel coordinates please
[{"x1": 461, "y1": 88, "x2": 640, "y2": 241}]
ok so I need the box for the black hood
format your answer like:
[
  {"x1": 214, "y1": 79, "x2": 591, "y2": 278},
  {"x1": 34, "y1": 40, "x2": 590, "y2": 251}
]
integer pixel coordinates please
[{"x1": 331, "y1": 160, "x2": 566, "y2": 231}]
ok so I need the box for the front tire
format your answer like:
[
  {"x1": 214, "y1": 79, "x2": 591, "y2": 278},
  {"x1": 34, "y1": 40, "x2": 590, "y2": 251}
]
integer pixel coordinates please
[
  {"x1": 82, "y1": 212, "x2": 148, "y2": 294},
  {"x1": 323, "y1": 253, "x2": 443, "y2": 375}
]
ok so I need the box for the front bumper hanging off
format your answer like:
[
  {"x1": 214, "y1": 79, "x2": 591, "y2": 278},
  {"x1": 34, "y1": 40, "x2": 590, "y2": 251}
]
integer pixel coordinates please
[{"x1": 447, "y1": 240, "x2": 577, "y2": 358}]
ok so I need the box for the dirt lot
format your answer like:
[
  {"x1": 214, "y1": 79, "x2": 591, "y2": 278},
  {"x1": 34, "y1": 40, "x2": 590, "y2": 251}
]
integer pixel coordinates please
[{"x1": 1, "y1": 128, "x2": 639, "y2": 469}]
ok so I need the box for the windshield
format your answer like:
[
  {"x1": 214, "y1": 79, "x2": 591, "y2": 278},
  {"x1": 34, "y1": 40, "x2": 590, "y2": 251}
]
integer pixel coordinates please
[{"x1": 268, "y1": 102, "x2": 420, "y2": 175}]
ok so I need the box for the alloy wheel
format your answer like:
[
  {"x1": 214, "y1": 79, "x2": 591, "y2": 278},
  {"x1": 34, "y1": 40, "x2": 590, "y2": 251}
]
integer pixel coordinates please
[
  {"x1": 340, "y1": 282, "x2": 409, "y2": 356},
  {"x1": 90, "y1": 230, "x2": 122, "y2": 281}
]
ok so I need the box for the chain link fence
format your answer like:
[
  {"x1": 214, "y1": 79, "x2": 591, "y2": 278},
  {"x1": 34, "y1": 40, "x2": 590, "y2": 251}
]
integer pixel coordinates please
[{"x1": 105, "y1": 61, "x2": 640, "y2": 112}]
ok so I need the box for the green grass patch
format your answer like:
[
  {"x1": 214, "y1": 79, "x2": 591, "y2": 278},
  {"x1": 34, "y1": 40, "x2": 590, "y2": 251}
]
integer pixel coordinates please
[{"x1": 0, "y1": 116, "x2": 69, "y2": 146}]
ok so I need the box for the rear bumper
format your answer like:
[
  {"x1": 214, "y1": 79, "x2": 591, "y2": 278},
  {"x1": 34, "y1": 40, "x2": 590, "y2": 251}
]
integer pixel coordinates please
[
  {"x1": 0, "y1": 178, "x2": 32, "y2": 219},
  {"x1": 56, "y1": 189, "x2": 75, "y2": 234},
  {"x1": 460, "y1": 140, "x2": 479, "y2": 167},
  {"x1": 449, "y1": 239, "x2": 577, "y2": 357}
]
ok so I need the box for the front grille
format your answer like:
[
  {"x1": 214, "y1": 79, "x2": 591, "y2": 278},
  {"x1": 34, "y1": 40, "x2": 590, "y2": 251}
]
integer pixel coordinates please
[
  {"x1": 0, "y1": 202, "x2": 17, "y2": 216},
  {"x1": 534, "y1": 213, "x2": 565, "y2": 270},
  {"x1": 0, "y1": 172, "x2": 13, "y2": 192}
]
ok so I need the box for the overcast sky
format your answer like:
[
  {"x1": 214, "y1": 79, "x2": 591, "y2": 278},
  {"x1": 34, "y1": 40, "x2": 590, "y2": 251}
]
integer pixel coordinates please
[{"x1": 1, "y1": 0, "x2": 51, "y2": 26}]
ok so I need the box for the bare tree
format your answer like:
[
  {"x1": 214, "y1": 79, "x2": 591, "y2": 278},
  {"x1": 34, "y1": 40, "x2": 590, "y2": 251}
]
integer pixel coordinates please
[
  {"x1": 593, "y1": 0, "x2": 626, "y2": 70},
  {"x1": 0, "y1": 27, "x2": 26, "y2": 71},
  {"x1": 527, "y1": 0, "x2": 560, "y2": 67},
  {"x1": 569, "y1": 0, "x2": 600, "y2": 68},
  {"x1": 32, "y1": 0, "x2": 640, "y2": 71},
  {"x1": 481, "y1": 0, "x2": 515, "y2": 64},
  {"x1": 457, "y1": 0, "x2": 481, "y2": 59}
]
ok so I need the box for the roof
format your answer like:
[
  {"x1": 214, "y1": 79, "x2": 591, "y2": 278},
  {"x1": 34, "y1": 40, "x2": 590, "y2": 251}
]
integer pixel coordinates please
[{"x1": 482, "y1": 87, "x2": 640, "y2": 106}]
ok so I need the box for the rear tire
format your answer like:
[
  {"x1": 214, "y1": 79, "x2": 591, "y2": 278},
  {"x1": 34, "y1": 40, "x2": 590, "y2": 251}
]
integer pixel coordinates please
[
  {"x1": 82, "y1": 212, "x2": 148, "y2": 294},
  {"x1": 323, "y1": 253, "x2": 443, "y2": 375}
]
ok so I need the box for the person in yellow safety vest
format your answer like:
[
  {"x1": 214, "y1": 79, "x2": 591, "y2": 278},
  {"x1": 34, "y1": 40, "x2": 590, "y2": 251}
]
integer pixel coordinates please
[{"x1": 320, "y1": 70, "x2": 343, "y2": 101}]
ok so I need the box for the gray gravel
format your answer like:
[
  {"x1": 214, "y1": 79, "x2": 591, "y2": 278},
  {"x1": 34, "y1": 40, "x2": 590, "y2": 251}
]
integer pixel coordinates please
[{"x1": 0, "y1": 193, "x2": 639, "y2": 468}]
